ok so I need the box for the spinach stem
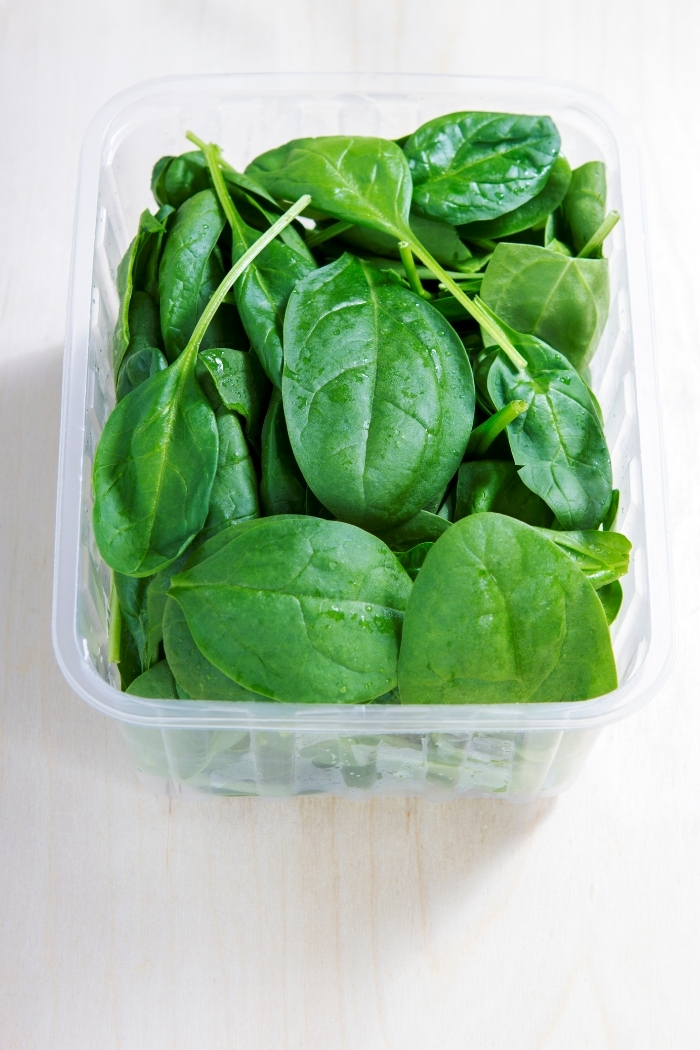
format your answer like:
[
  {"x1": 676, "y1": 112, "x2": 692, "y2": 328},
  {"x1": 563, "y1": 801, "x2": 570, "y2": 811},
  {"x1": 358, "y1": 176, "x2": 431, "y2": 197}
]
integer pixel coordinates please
[
  {"x1": 578, "y1": 210, "x2": 620, "y2": 259},
  {"x1": 306, "y1": 220, "x2": 353, "y2": 248},
  {"x1": 183, "y1": 193, "x2": 311, "y2": 358},
  {"x1": 466, "y1": 400, "x2": 528, "y2": 455},
  {"x1": 407, "y1": 239, "x2": 528, "y2": 369},
  {"x1": 398, "y1": 241, "x2": 431, "y2": 298},
  {"x1": 107, "y1": 573, "x2": 122, "y2": 665}
]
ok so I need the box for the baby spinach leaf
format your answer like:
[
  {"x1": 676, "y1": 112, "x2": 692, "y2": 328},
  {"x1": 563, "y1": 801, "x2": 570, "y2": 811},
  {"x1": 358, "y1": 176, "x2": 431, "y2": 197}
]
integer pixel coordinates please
[
  {"x1": 395, "y1": 541, "x2": 433, "y2": 580},
  {"x1": 456, "y1": 460, "x2": 553, "y2": 527},
  {"x1": 260, "y1": 389, "x2": 307, "y2": 516},
  {"x1": 247, "y1": 135, "x2": 415, "y2": 241},
  {"x1": 563, "y1": 161, "x2": 607, "y2": 257},
  {"x1": 116, "y1": 619, "x2": 141, "y2": 690},
  {"x1": 145, "y1": 551, "x2": 190, "y2": 665},
  {"x1": 162, "y1": 596, "x2": 261, "y2": 700},
  {"x1": 200, "y1": 409, "x2": 259, "y2": 542},
  {"x1": 603, "y1": 488, "x2": 620, "y2": 531},
  {"x1": 482, "y1": 305, "x2": 613, "y2": 529},
  {"x1": 340, "y1": 212, "x2": 474, "y2": 270},
  {"x1": 598, "y1": 580, "x2": 623, "y2": 625},
  {"x1": 374, "y1": 510, "x2": 452, "y2": 551},
  {"x1": 93, "y1": 341, "x2": 219, "y2": 576},
  {"x1": 158, "y1": 189, "x2": 231, "y2": 362},
  {"x1": 117, "y1": 347, "x2": 168, "y2": 402},
  {"x1": 535, "y1": 528, "x2": 631, "y2": 588},
  {"x1": 126, "y1": 659, "x2": 178, "y2": 698},
  {"x1": 403, "y1": 112, "x2": 560, "y2": 225},
  {"x1": 480, "y1": 242, "x2": 610, "y2": 372},
  {"x1": 152, "y1": 151, "x2": 212, "y2": 209},
  {"x1": 196, "y1": 347, "x2": 270, "y2": 446},
  {"x1": 282, "y1": 253, "x2": 475, "y2": 530},
  {"x1": 113, "y1": 572, "x2": 157, "y2": 672},
  {"x1": 169, "y1": 516, "x2": 413, "y2": 703},
  {"x1": 398, "y1": 513, "x2": 617, "y2": 704},
  {"x1": 114, "y1": 210, "x2": 167, "y2": 373},
  {"x1": 458, "y1": 155, "x2": 572, "y2": 240}
]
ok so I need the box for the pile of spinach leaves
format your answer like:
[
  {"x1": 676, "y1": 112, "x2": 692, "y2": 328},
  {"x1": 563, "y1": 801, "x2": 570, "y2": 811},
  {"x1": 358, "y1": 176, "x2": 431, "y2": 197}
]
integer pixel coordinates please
[{"x1": 96, "y1": 111, "x2": 627, "y2": 706}]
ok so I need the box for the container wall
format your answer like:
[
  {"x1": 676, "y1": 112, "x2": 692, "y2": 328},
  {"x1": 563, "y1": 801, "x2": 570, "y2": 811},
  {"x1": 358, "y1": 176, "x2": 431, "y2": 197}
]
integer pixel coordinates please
[{"x1": 120, "y1": 724, "x2": 600, "y2": 802}]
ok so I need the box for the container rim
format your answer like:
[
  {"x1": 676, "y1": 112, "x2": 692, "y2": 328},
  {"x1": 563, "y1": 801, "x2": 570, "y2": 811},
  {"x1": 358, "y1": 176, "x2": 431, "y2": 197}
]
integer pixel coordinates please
[{"x1": 52, "y1": 71, "x2": 675, "y2": 733}]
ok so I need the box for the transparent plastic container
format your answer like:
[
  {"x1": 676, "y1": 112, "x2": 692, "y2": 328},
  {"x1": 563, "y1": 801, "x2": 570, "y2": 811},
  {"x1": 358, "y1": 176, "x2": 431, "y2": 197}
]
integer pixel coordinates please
[{"x1": 52, "y1": 73, "x2": 674, "y2": 801}]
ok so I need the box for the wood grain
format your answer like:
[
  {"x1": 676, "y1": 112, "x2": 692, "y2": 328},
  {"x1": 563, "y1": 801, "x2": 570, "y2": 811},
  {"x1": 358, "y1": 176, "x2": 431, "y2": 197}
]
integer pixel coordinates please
[{"x1": 0, "y1": 1, "x2": 698, "y2": 1047}]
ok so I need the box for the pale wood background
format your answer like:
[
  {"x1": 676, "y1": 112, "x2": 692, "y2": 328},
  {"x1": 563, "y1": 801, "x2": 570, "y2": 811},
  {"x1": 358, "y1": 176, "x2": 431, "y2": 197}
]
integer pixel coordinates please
[{"x1": 0, "y1": 1, "x2": 698, "y2": 1047}]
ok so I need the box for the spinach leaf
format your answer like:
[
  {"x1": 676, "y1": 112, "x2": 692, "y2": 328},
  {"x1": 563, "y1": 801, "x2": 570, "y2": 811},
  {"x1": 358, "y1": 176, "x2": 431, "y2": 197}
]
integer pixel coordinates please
[
  {"x1": 395, "y1": 542, "x2": 433, "y2": 580},
  {"x1": 113, "y1": 572, "x2": 157, "y2": 672},
  {"x1": 282, "y1": 253, "x2": 475, "y2": 530},
  {"x1": 456, "y1": 460, "x2": 553, "y2": 526},
  {"x1": 374, "y1": 510, "x2": 452, "y2": 551},
  {"x1": 125, "y1": 659, "x2": 178, "y2": 698},
  {"x1": 340, "y1": 212, "x2": 474, "y2": 271},
  {"x1": 93, "y1": 339, "x2": 219, "y2": 576},
  {"x1": 200, "y1": 409, "x2": 259, "y2": 542},
  {"x1": 152, "y1": 151, "x2": 212, "y2": 209},
  {"x1": 563, "y1": 161, "x2": 606, "y2": 256},
  {"x1": 117, "y1": 347, "x2": 168, "y2": 402},
  {"x1": 534, "y1": 528, "x2": 631, "y2": 588},
  {"x1": 260, "y1": 388, "x2": 307, "y2": 516},
  {"x1": 403, "y1": 112, "x2": 560, "y2": 225},
  {"x1": 196, "y1": 346, "x2": 270, "y2": 448},
  {"x1": 598, "y1": 580, "x2": 623, "y2": 625},
  {"x1": 480, "y1": 242, "x2": 610, "y2": 372},
  {"x1": 458, "y1": 155, "x2": 572, "y2": 240},
  {"x1": 246, "y1": 135, "x2": 414, "y2": 242},
  {"x1": 482, "y1": 304, "x2": 613, "y2": 529},
  {"x1": 169, "y1": 516, "x2": 413, "y2": 703},
  {"x1": 398, "y1": 513, "x2": 617, "y2": 704},
  {"x1": 162, "y1": 596, "x2": 261, "y2": 700},
  {"x1": 159, "y1": 189, "x2": 241, "y2": 362},
  {"x1": 145, "y1": 552, "x2": 190, "y2": 666},
  {"x1": 114, "y1": 210, "x2": 167, "y2": 373},
  {"x1": 603, "y1": 488, "x2": 620, "y2": 531}
]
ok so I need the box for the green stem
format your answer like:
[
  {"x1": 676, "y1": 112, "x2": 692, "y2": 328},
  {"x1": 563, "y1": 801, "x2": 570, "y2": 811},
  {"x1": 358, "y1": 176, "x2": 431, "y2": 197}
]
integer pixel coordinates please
[
  {"x1": 187, "y1": 132, "x2": 247, "y2": 240},
  {"x1": 182, "y1": 193, "x2": 311, "y2": 359},
  {"x1": 578, "y1": 210, "x2": 620, "y2": 258},
  {"x1": 398, "y1": 241, "x2": 431, "y2": 298},
  {"x1": 108, "y1": 572, "x2": 122, "y2": 665},
  {"x1": 466, "y1": 400, "x2": 528, "y2": 455},
  {"x1": 407, "y1": 238, "x2": 527, "y2": 369},
  {"x1": 306, "y1": 220, "x2": 353, "y2": 248}
]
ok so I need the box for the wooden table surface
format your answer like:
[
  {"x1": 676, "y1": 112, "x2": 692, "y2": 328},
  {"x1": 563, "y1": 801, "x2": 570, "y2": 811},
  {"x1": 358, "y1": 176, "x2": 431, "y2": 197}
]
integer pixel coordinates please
[{"x1": 1, "y1": 2, "x2": 697, "y2": 1047}]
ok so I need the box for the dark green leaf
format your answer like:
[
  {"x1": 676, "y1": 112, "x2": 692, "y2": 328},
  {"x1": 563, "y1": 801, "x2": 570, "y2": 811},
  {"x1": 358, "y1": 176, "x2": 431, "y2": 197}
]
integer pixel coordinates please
[
  {"x1": 598, "y1": 580, "x2": 623, "y2": 625},
  {"x1": 282, "y1": 254, "x2": 475, "y2": 529},
  {"x1": 125, "y1": 659, "x2": 178, "y2": 698},
  {"x1": 113, "y1": 572, "x2": 156, "y2": 672},
  {"x1": 200, "y1": 409, "x2": 259, "y2": 542},
  {"x1": 403, "y1": 112, "x2": 560, "y2": 225},
  {"x1": 563, "y1": 161, "x2": 607, "y2": 256},
  {"x1": 145, "y1": 552, "x2": 190, "y2": 666},
  {"x1": 535, "y1": 528, "x2": 631, "y2": 588},
  {"x1": 373, "y1": 510, "x2": 452, "y2": 551},
  {"x1": 603, "y1": 488, "x2": 620, "y2": 531},
  {"x1": 246, "y1": 135, "x2": 414, "y2": 241},
  {"x1": 456, "y1": 460, "x2": 553, "y2": 526},
  {"x1": 115, "y1": 618, "x2": 142, "y2": 689},
  {"x1": 480, "y1": 242, "x2": 610, "y2": 372},
  {"x1": 395, "y1": 542, "x2": 433, "y2": 580},
  {"x1": 260, "y1": 388, "x2": 307, "y2": 515},
  {"x1": 93, "y1": 344, "x2": 219, "y2": 576},
  {"x1": 117, "y1": 346, "x2": 168, "y2": 402},
  {"x1": 398, "y1": 513, "x2": 617, "y2": 704},
  {"x1": 151, "y1": 151, "x2": 211, "y2": 209},
  {"x1": 114, "y1": 210, "x2": 167, "y2": 372},
  {"x1": 458, "y1": 155, "x2": 572, "y2": 240},
  {"x1": 169, "y1": 516, "x2": 413, "y2": 703},
  {"x1": 483, "y1": 309, "x2": 612, "y2": 529},
  {"x1": 196, "y1": 346, "x2": 270, "y2": 443},
  {"x1": 340, "y1": 212, "x2": 474, "y2": 270}
]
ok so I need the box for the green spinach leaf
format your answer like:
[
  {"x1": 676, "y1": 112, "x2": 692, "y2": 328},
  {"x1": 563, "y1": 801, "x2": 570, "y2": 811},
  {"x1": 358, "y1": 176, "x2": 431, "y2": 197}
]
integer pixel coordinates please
[
  {"x1": 458, "y1": 155, "x2": 572, "y2": 240},
  {"x1": 113, "y1": 572, "x2": 158, "y2": 672},
  {"x1": 117, "y1": 346, "x2": 168, "y2": 402},
  {"x1": 125, "y1": 659, "x2": 179, "y2": 698},
  {"x1": 563, "y1": 161, "x2": 607, "y2": 256},
  {"x1": 260, "y1": 388, "x2": 307, "y2": 516},
  {"x1": 282, "y1": 253, "x2": 475, "y2": 529},
  {"x1": 169, "y1": 516, "x2": 413, "y2": 703},
  {"x1": 196, "y1": 346, "x2": 270, "y2": 448},
  {"x1": 398, "y1": 513, "x2": 617, "y2": 704},
  {"x1": 374, "y1": 510, "x2": 452, "y2": 550},
  {"x1": 340, "y1": 212, "x2": 474, "y2": 270},
  {"x1": 114, "y1": 210, "x2": 167, "y2": 373},
  {"x1": 403, "y1": 112, "x2": 560, "y2": 225},
  {"x1": 480, "y1": 242, "x2": 610, "y2": 372},
  {"x1": 482, "y1": 305, "x2": 613, "y2": 529},
  {"x1": 598, "y1": 580, "x2": 623, "y2": 625},
  {"x1": 535, "y1": 528, "x2": 631, "y2": 588},
  {"x1": 456, "y1": 460, "x2": 553, "y2": 526},
  {"x1": 395, "y1": 542, "x2": 433, "y2": 580},
  {"x1": 200, "y1": 409, "x2": 259, "y2": 542}
]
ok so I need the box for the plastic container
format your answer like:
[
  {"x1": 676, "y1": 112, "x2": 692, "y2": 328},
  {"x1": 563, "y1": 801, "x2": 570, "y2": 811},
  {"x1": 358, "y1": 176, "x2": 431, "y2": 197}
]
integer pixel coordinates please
[{"x1": 52, "y1": 73, "x2": 673, "y2": 802}]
